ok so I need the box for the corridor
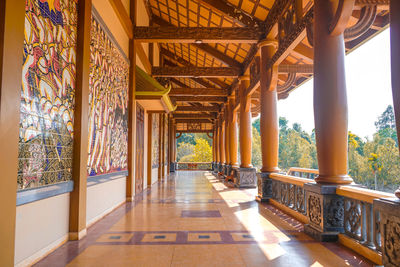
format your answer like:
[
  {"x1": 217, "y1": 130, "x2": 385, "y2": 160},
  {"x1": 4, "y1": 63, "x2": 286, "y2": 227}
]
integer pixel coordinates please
[{"x1": 35, "y1": 172, "x2": 373, "y2": 267}]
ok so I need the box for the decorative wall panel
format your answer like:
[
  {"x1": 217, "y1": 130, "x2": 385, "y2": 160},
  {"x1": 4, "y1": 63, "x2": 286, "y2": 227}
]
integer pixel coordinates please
[
  {"x1": 18, "y1": 0, "x2": 78, "y2": 190},
  {"x1": 87, "y1": 16, "x2": 129, "y2": 177},
  {"x1": 152, "y1": 113, "x2": 160, "y2": 169}
]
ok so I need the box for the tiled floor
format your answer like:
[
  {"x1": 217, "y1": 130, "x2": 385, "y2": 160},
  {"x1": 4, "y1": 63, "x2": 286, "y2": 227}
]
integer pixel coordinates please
[{"x1": 36, "y1": 171, "x2": 373, "y2": 267}]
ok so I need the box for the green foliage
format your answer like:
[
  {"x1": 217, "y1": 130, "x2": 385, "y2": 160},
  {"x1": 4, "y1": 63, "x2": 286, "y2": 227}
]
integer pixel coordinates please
[
  {"x1": 251, "y1": 126, "x2": 262, "y2": 169},
  {"x1": 177, "y1": 133, "x2": 196, "y2": 146},
  {"x1": 253, "y1": 118, "x2": 260, "y2": 134},
  {"x1": 177, "y1": 142, "x2": 195, "y2": 162},
  {"x1": 375, "y1": 105, "x2": 396, "y2": 131},
  {"x1": 176, "y1": 137, "x2": 212, "y2": 163}
]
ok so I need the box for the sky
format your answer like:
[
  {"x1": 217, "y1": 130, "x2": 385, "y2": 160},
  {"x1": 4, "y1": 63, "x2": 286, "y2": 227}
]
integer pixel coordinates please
[{"x1": 277, "y1": 28, "x2": 392, "y2": 139}]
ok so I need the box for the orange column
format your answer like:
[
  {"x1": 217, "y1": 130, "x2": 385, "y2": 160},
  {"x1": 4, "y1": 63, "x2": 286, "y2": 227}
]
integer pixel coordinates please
[
  {"x1": 313, "y1": 0, "x2": 353, "y2": 184},
  {"x1": 239, "y1": 76, "x2": 252, "y2": 168},
  {"x1": 224, "y1": 107, "x2": 230, "y2": 167},
  {"x1": 391, "y1": 0, "x2": 400, "y2": 197},
  {"x1": 0, "y1": 0, "x2": 25, "y2": 264},
  {"x1": 215, "y1": 121, "x2": 220, "y2": 164},
  {"x1": 219, "y1": 117, "x2": 225, "y2": 170},
  {"x1": 259, "y1": 40, "x2": 280, "y2": 174},
  {"x1": 229, "y1": 99, "x2": 239, "y2": 168}
]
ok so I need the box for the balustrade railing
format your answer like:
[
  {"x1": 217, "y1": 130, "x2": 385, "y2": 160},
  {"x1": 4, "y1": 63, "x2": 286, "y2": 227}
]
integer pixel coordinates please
[
  {"x1": 269, "y1": 172, "x2": 314, "y2": 223},
  {"x1": 287, "y1": 167, "x2": 319, "y2": 179},
  {"x1": 176, "y1": 162, "x2": 212, "y2": 170},
  {"x1": 272, "y1": 166, "x2": 394, "y2": 264},
  {"x1": 336, "y1": 186, "x2": 394, "y2": 257}
]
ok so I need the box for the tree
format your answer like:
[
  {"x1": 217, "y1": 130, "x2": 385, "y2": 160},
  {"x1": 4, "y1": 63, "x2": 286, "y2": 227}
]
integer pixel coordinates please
[
  {"x1": 375, "y1": 105, "x2": 396, "y2": 131},
  {"x1": 253, "y1": 118, "x2": 260, "y2": 134},
  {"x1": 368, "y1": 153, "x2": 381, "y2": 190},
  {"x1": 177, "y1": 142, "x2": 195, "y2": 162},
  {"x1": 193, "y1": 138, "x2": 212, "y2": 162},
  {"x1": 251, "y1": 126, "x2": 262, "y2": 169}
]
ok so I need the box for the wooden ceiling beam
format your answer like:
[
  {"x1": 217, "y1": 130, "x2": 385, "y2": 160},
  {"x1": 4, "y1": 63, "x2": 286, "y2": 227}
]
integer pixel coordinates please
[
  {"x1": 173, "y1": 113, "x2": 216, "y2": 119},
  {"x1": 176, "y1": 106, "x2": 220, "y2": 112},
  {"x1": 152, "y1": 66, "x2": 240, "y2": 78},
  {"x1": 164, "y1": 60, "x2": 216, "y2": 88},
  {"x1": 171, "y1": 96, "x2": 227, "y2": 103},
  {"x1": 152, "y1": 15, "x2": 242, "y2": 68},
  {"x1": 170, "y1": 88, "x2": 227, "y2": 96},
  {"x1": 175, "y1": 119, "x2": 213, "y2": 123},
  {"x1": 278, "y1": 64, "x2": 313, "y2": 74},
  {"x1": 196, "y1": 0, "x2": 263, "y2": 27},
  {"x1": 161, "y1": 51, "x2": 231, "y2": 88},
  {"x1": 292, "y1": 43, "x2": 314, "y2": 62},
  {"x1": 134, "y1": 26, "x2": 262, "y2": 43}
]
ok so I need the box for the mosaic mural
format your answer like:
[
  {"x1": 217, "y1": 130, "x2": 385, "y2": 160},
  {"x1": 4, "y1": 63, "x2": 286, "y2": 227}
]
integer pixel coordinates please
[
  {"x1": 152, "y1": 113, "x2": 160, "y2": 169},
  {"x1": 18, "y1": 0, "x2": 78, "y2": 190},
  {"x1": 87, "y1": 17, "x2": 129, "y2": 177}
]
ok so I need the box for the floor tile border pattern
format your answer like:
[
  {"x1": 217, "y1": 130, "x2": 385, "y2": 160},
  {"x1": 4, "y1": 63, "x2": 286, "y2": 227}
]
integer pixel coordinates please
[{"x1": 33, "y1": 184, "x2": 154, "y2": 267}]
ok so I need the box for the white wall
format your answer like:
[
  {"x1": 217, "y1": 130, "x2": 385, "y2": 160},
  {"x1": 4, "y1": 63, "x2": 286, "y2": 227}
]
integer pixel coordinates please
[
  {"x1": 14, "y1": 193, "x2": 70, "y2": 267},
  {"x1": 86, "y1": 176, "x2": 126, "y2": 227}
]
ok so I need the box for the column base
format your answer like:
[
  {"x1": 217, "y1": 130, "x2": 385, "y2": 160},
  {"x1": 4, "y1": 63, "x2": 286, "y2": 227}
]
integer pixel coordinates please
[
  {"x1": 234, "y1": 168, "x2": 256, "y2": 188},
  {"x1": 256, "y1": 172, "x2": 273, "y2": 202},
  {"x1": 170, "y1": 162, "x2": 176, "y2": 172},
  {"x1": 218, "y1": 164, "x2": 225, "y2": 178},
  {"x1": 374, "y1": 197, "x2": 400, "y2": 267},
  {"x1": 303, "y1": 183, "x2": 344, "y2": 242}
]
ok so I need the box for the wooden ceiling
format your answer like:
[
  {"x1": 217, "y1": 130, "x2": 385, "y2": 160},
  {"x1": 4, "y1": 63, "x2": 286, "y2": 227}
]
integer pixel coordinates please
[{"x1": 139, "y1": 0, "x2": 390, "y2": 131}]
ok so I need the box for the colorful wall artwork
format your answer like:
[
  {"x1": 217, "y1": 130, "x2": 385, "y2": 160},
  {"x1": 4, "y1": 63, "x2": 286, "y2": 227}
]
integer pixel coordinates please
[
  {"x1": 18, "y1": 0, "x2": 78, "y2": 190},
  {"x1": 87, "y1": 17, "x2": 129, "y2": 177},
  {"x1": 152, "y1": 113, "x2": 160, "y2": 169}
]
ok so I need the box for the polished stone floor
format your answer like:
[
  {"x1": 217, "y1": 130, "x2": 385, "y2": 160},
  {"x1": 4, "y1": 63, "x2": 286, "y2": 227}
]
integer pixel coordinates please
[{"x1": 36, "y1": 171, "x2": 373, "y2": 267}]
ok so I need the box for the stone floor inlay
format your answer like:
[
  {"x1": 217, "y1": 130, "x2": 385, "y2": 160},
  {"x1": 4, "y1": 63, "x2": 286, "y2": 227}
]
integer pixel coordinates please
[{"x1": 35, "y1": 171, "x2": 375, "y2": 267}]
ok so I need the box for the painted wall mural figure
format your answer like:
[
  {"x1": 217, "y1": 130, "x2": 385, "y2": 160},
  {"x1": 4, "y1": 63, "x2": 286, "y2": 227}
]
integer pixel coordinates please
[
  {"x1": 18, "y1": 0, "x2": 77, "y2": 190},
  {"x1": 87, "y1": 17, "x2": 129, "y2": 177}
]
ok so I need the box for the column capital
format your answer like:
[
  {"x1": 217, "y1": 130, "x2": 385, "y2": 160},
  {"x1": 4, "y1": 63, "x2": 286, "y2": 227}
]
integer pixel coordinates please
[{"x1": 257, "y1": 39, "x2": 278, "y2": 49}]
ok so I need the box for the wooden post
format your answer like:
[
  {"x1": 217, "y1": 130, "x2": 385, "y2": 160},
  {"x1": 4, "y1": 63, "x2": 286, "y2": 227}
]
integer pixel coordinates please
[
  {"x1": 224, "y1": 106, "x2": 230, "y2": 169},
  {"x1": 0, "y1": 0, "x2": 25, "y2": 264},
  {"x1": 228, "y1": 98, "x2": 238, "y2": 168},
  {"x1": 239, "y1": 76, "x2": 252, "y2": 168},
  {"x1": 158, "y1": 113, "x2": 164, "y2": 180},
  {"x1": 126, "y1": 0, "x2": 137, "y2": 201},
  {"x1": 259, "y1": 40, "x2": 280, "y2": 174},
  {"x1": 147, "y1": 113, "x2": 153, "y2": 186},
  {"x1": 390, "y1": 0, "x2": 400, "y2": 198},
  {"x1": 219, "y1": 116, "x2": 226, "y2": 172},
  {"x1": 313, "y1": 0, "x2": 352, "y2": 184},
  {"x1": 215, "y1": 120, "x2": 220, "y2": 166},
  {"x1": 69, "y1": 0, "x2": 92, "y2": 240}
]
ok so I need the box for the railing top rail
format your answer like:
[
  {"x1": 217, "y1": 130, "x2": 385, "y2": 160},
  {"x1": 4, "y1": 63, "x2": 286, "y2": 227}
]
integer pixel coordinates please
[
  {"x1": 337, "y1": 185, "x2": 395, "y2": 204},
  {"x1": 270, "y1": 173, "x2": 314, "y2": 187},
  {"x1": 288, "y1": 167, "x2": 319, "y2": 174}
]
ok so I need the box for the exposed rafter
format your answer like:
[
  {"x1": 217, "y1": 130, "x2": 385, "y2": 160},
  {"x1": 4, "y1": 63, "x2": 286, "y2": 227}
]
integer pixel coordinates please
[
  {"x1": 151, "y1": 15, "x2": 242, "y2": 69},
  {"x1": 173, "y1": 113, "x2": 217, "y2": 119},
  {"x1": 278, "y1": 64, "x2": 313, "y2": 74},
  {"x1": 164, "y1": 60, "x2": 216, "y2": 88},
  {"x1": 175, "y1": 119, "x2": 213, "y2": 123},
  {"x1": 152, "y1": 66, "x2": 241, "y2": 78},
  {"x1": 169, "y1": 88, "x2": 227, "y2": 96},
  {"x1": 196, "y1": 0, "x2": 263, "y2": 27},
  {"x1": 161, "y1": 49, "x2": 231, "y2": 88},
  {"x1": 176, "y1": 106, "x2": 220, "y2": 112},
  {"x1": 134, "y1": 26, "x2": 262, "y2": 43},
  {"x1": 171, "y1": 96, "x2": 227, "y2": 103}
]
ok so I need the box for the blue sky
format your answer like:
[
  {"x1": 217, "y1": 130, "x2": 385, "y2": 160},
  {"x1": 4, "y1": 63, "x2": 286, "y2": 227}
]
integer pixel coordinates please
[{"x1": 277, "y1": 28, "x2": 392, "y2": 139}]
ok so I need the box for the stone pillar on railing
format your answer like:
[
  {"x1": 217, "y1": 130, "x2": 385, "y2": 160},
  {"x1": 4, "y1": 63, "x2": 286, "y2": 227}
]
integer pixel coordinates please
[
  {"x1": 257, "y1": 39, "x2": 279, "y2": 202},
  {"x1": 224, "y1": 105, "x2": 230, "y2": 177},
  {"x1": 374, "y1": 2, "x2": 400, "y2": 266},
  {"x1": 303, "y1": 0, "x2": 353, "y2": 242},
  {"x1": 236, "y1": 75, "x2": 257, "y2": 188}
]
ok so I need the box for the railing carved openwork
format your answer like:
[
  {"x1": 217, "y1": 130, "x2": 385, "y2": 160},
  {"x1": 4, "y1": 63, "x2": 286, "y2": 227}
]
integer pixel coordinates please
[
  {"x1": 176, "y1": 162, "x2": 212, "y2": 170},
  {"x1": 269, "y1": 173, "x2": 313, "y2": 221},
  {"x1": 336, "y1": 186, "x2": 393, "y2": 254}
]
